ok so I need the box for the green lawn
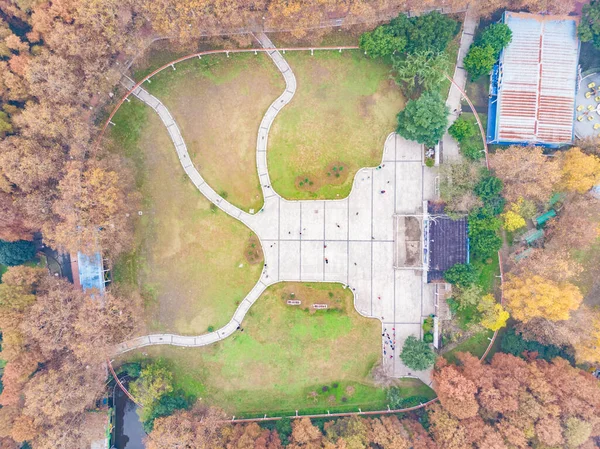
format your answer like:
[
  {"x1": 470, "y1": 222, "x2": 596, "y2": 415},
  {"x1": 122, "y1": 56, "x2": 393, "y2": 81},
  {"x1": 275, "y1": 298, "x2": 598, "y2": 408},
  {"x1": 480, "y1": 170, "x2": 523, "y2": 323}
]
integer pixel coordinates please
[
  {"x1": 120, "y1": 283, "x2": 412, "y2": 417},
  {"x1": 138, "y1": 53, "x2": 283, "y2": 212},
  {"x1": 268, "y1": 50, "x2": 404, "y2": 200},
  {"x1": 111, "y1": 49, "x2": 435, "y2": 416},
  {"x1": 109, "y1": 100, "x2": 263, "y2": 335},
  {"x1": 443, "y1": 329, "x2": 494, "y2": 365}
]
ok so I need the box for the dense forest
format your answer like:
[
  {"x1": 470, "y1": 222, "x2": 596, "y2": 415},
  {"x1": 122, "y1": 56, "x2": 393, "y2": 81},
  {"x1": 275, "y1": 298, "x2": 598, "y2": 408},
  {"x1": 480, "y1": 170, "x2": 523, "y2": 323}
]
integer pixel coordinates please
[{"x1": 0, "y1": 0, "x2": 594, "y2": 448}]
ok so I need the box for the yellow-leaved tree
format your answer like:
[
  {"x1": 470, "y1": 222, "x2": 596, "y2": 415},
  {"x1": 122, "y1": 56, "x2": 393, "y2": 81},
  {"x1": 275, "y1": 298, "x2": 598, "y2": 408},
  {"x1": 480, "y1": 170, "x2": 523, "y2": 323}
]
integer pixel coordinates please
[
  {"x1": 503, "y1": 200, "x2": 527, "y2": 232},
  {"x1": 477, "y1": 294, "x2": 509, "y2": 331},
  {"x1": 504, "y1": 274, "x2": 583, "y2": 322},
  {"x1": 560, "y1": 147, "x2": 600, "y2": 193}
]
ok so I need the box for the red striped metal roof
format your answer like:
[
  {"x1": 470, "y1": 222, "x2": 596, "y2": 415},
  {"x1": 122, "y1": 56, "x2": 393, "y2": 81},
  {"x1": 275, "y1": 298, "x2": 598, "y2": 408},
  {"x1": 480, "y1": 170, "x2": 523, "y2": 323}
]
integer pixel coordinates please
[{"x1": 496, "y1": 12, "x2": 579, "y2": 145}]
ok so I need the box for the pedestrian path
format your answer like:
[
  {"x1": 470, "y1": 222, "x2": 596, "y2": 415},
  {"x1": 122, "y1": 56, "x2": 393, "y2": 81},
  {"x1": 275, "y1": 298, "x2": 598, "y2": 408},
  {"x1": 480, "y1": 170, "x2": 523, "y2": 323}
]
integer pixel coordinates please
[
  {"x1": 115, "y1": 33, "x2": 437, "y2": 383},
  {"x1": 441, "y1": 7, "x2": 478, "y2": 162}
]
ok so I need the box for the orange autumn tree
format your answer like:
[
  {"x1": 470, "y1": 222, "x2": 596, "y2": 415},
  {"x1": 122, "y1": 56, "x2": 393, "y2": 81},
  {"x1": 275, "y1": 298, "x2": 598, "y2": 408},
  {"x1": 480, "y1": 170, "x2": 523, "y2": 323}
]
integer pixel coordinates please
[
  {"x1": 489, "y1": 145, "x2": 561, "y2": 204},
  {"x1": 431, "y1": 353, "x2": 600, "y2": 449}
]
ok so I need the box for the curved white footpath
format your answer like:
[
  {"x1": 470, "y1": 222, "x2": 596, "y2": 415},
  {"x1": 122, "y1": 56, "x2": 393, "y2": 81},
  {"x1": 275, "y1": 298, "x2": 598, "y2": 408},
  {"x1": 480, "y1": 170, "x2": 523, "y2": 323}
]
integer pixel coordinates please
[{"x1": 115, "y1": 33, "x2": 439, "y2": 381}]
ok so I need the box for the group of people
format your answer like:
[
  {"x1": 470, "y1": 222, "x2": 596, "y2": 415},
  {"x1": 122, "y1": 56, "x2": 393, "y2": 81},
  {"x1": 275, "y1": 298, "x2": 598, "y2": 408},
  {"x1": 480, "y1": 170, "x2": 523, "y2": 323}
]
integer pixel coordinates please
[{"x1": 382, "y1": 327, "x2": 396, "y2": 359}]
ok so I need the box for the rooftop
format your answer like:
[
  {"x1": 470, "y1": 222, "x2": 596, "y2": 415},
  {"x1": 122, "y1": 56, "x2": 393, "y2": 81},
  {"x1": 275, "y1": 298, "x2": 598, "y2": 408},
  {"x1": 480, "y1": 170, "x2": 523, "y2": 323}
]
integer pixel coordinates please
[
  {"x1": 73, "y1": 251, "x2": 106, "y2": 294},
  {"x1": 426, "y1": 202, "x2": 469, "y2": 283},
  {"x1": 488, "y1": 12, "x2": 580, "y2": 147}
]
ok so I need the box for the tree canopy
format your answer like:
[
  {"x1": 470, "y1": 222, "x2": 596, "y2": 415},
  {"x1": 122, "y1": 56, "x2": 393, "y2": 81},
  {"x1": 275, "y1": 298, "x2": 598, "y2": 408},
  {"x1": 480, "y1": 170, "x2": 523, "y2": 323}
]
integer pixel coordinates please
[
  {"x1": 463, "y1": 23, "x2": 512, "y2": 81},
  {"x1": 360, "y1": 11, "x2": 458, "y2": 58},
  {"x1": 399, "y1": 336, "x2": 436, "y2": 371},
  {"x1": 392, "y1": 50, "x2": 449, "y2": 98},
  {"x1": 444, "y1": 263, "x2": 476, "y2": 287},
  {"x1": 463, "y1": 45, "x2": 497, "y2": 81},
  {"x1": 0, "y1": 240, "x2": 36, "y2": 266},
  {"x1": 467, "y1": 207, "x2": 502, "y2": 260},
  {"x1": 490, "y1": 145, "x2": 561, "y2": 204},
  {"x1": 504, "y1": 274, "x2": 583, "y2": 322},
  {"x1": 431, "y1": 353, "x2": 600, "y2": 448},
  {"x1": 579, "y1": 0, "x2": 600, "y2": 49},
  {"x1": 396, "y1": 91, "x2": 449, "y2": 147}
]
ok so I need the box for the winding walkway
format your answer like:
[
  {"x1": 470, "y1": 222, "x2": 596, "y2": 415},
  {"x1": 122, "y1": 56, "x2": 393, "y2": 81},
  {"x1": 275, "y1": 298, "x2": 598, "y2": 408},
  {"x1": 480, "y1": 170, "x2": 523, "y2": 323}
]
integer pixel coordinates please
[{"x1": 115, "y1": 33, "x2": 438, "y2": 382}]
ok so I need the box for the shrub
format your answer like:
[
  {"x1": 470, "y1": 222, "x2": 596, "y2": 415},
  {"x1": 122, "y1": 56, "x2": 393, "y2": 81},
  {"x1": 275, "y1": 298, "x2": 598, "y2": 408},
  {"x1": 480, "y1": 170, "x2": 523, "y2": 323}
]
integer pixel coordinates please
[
  {"x1": 448, "y1": 116, "x2": 476, "y2": 142},
  {"x1": 423, "y1": 333, "x2": 434, "y2": 343},
  {"x1": 444, "y1": 263, "x2": 477, "y2": 287},
  {"x1": 0, "y1": 240, "x2": 36, "y2": 266},
  {"x1": 474, "y1": 175, "x2": 503, "y2": 201},
  {"x1": 460, "y1": 138, "x2": 485, "y2": 160},
  {"x1": 422, "y1": 316, "x2": 434, "y2": 333},
  {"x1": 468, "y1": 207, "x2": 502, "y2": 260},
  {"x1": 276, "y1": 418, "x2": 293, "y2": 445},
  {"x1": 477, "y1": 23, "x2": 512, "y2": 57},
  {"x1": 388, "y1": 387, "x2": 432, "y2": 409},
  {"x1": 117, "y1": 362, "x2": 142, "y2": 379},
  {"x1": 464, "y1": 44, "x2": 496, "y2": 81},
  {"x1": 321, "y1": 385, "x2": 329, "y2": 392},
  {"x1": 425, "y1": 157, "x2": 435, "y2": 167},
  {"x1": 399, "y1": 336, "x2": 436, "y2": 371},
  {"x1": 360, "y1": 24, "x2": 407, "y2": 58}
]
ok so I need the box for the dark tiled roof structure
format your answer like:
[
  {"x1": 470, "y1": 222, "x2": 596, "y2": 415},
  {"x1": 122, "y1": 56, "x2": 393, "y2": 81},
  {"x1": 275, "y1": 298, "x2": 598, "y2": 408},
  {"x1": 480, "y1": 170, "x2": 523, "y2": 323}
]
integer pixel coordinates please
[{"x1": 427, "y1": 202, "x2": 469, "y2": 282}]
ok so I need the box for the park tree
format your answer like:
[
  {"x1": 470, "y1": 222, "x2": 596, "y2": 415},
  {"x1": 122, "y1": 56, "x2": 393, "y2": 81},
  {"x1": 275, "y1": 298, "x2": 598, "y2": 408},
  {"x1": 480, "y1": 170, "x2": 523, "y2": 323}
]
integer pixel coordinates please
[
  {"x1": 48, "y1": 163, "x2": 137, "y2": 256},
  {"x1": 130, "y1": 360, "x2": 175, "y2": 423},
  {"x1": 504, "y1": 274, "x2": 583, "y2": 322},
  {"x1": 393, "y1": 50, "x2": 449, "y2": 98},
  {"x1": 0, "y1": 239, "x2": 35, "y2": 266},
  {"x1": 440, "y1": 160, "x2": 483, "y2": 214},
  {"x1": 448, "y1": 115, "x2": 476, "y2": 142},
  {"x1": 145, "y1": 405, "x2": 223, "y2": 449},
  {"x1": 579, "y1": 0, "x2": 600, "y2": 49},
  {"x1": 431, "y1": 352, "x2": 600, "y2": 448},
  {"x1": 477, "y1": 23, "x2": 512, "y2": 57},
  {"x1": 502, "y1": 200, "x2": 526, "y2": 232},
  {"x1": 474, "y1": 174, "x2": 504, "y2": 216},
  {"x1": 432, "y1": 358, "x2": 479, "y2": 419},
  {"x1": 404, "y1": 11, "x2": 459, "y2": 54},
  {"x1": 467, "y1": 207, "x2": 502, "y2": 259},
  {"x1": 396, "y1": 91, "x2": 449, "y2": 147},
  {"x1": 359, "y1": 24, "x2": 406, "y2": 58},
  {"x1": 490, "y1": 145, "x2": 561, "y2": 204},
  {"x1": 477, "y1": 294, "x2": 509, "y2": 331},
  {"x1": 546, "y1": 193, "x2": 600, "y2": 251},
  {"x1": 399, "y1": 336, "x2": 436, "y2": 371},
  {"x1": 515, "y1": 247, "x2": 582, "y2": 283},
  {"x1": 463, "y1": 45, "x2": 496, "y2": 81},
  {"x1": 444, "y1": 263, "x2": 476, "y2": 287},
  {"x1": 559, "y1": 147, "x2": 600, "y2": 193},
  {"x1": 452, "y1": 284, "x2": 483, "y2": 312}
]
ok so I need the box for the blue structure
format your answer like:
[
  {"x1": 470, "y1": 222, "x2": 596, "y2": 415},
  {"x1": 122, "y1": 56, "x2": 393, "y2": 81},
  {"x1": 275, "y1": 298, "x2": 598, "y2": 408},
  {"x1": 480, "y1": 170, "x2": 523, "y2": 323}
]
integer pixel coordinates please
[
  {"x1": 77, "y1": 251, "x2": 106, "y2": 294},
  {"x1": 487, "y1": 12, "x2": 580, "y2": 148}
]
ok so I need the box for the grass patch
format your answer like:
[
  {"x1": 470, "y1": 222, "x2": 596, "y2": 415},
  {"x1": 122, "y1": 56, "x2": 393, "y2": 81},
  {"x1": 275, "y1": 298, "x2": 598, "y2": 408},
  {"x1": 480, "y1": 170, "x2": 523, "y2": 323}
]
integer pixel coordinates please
[
  {"x1": 140, "y1": 53, "x2": 284, "y2": 212},
  {"x1": 119, "y1": 283, "x2": 407, "y2": 416},
  {"x1": 473, "y1": 251, "x2": 499, "y2": 295},
  {"x1": 443, "y1": 329, "x2": 494, "y2": 365},
  {"x1": 268, "y1": 50, "x2": 404, "y2": 200},
  {"x1": 110, "y1": 100, "x2": 262, "y2": 335}
]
